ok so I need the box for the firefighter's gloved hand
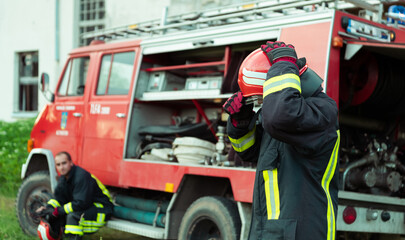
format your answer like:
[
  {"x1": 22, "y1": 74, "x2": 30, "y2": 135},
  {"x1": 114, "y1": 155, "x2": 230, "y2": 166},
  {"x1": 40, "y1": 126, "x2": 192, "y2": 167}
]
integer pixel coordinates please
[
  {"x1": 261, "y1": 41, "x2": 298, "y2": 67},
  {"x1": 52, "y1": 207, "x2": 59, "y2": 218},
  {"x1": 223, "y1": 91, "x2": 254, "y2": 128},
  {"x1": 37, "y1": 206, "x2": 57, "y2": 219},
  {"x1": 296, "y1": 57, "x2": 306, "y2": 70}
]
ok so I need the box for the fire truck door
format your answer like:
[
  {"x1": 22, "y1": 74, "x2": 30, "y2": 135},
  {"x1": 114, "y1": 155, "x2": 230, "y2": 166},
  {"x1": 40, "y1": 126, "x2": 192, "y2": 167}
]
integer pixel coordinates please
[
  {"x1": 52, "y1": 56, "x2": 90, "y2": 163},
  {"x1": 82, "y1": 51, "x2": 136, "y2": 186}
]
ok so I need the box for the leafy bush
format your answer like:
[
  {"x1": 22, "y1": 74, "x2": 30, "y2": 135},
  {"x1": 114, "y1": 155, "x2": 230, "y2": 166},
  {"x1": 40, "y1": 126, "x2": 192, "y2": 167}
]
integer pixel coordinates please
[{"x1": 0, "y1": 119, "x2": 35, "y2": 197}]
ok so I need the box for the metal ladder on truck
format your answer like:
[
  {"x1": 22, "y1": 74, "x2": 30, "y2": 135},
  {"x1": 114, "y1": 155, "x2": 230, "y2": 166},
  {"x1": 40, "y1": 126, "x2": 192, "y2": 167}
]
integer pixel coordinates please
[{"x1": 81, "y1": 0, "x2": 391, "y2": 43}]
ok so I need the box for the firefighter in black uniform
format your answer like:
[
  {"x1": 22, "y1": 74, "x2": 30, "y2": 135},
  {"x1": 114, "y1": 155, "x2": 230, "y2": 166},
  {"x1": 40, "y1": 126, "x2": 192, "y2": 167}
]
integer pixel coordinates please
[
  {"x1": 36, "y1": 151, "x2": 114, "y2": 240},
  {"x1": 224, "y1": 42, "x2": 340, "y2": 240}
]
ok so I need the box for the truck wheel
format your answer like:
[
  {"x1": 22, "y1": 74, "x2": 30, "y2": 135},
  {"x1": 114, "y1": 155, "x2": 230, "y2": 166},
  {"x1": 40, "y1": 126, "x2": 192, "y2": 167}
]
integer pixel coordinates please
[
  {"x1": 16, "y1": 171, "x2": 52, "y2": 236},
  {"x1": 178, "y1": 196, "x2": 241, "y2": 240}
]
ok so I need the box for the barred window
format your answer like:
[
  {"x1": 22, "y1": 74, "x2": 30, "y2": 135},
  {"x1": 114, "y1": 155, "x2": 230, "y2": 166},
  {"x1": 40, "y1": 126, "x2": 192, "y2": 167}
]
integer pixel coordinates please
[{"x1": 79, "y1": 0, "x2": 105, "y2": 46}]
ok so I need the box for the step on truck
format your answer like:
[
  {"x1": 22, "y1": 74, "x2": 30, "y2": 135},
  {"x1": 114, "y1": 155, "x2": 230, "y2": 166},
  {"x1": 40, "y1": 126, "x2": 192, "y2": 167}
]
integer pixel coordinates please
[{"x1": 16, "y1": 0, "x2": 405, "y2": 239}]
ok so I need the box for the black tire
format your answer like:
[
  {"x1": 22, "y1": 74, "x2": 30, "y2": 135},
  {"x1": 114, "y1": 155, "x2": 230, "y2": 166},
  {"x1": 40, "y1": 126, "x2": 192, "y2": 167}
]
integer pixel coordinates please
[
  {"x1": 16, "y1": 171, "x2": 52, "y2": 236},
  {"x1": 178, "y1": 196, "x2": 241, "y2": 240}
]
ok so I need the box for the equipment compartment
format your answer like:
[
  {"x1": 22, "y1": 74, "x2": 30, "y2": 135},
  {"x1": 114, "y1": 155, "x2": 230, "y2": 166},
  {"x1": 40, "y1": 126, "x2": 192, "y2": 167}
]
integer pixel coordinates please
[{"x1": 126, "y1": 41, "x2": 263, "y2": 161}]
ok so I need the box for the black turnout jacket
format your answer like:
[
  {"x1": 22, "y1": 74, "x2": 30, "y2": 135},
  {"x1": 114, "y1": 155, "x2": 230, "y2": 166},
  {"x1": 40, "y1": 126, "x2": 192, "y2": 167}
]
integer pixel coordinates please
[
  {"x1": 228, "y1": 61, "x2": 340, "y2": 240},
  {"x1": 48, "y1": 165, "x2": 113, "y2": 215}
]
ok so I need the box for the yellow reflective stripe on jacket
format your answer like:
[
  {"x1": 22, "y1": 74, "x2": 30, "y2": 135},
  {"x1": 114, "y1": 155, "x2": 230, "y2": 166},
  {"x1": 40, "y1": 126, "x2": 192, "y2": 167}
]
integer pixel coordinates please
[
  {"x1": 263, "y1": 169, "x2": 280, "y2": 220},
  {"x1": 64, "y1": 202, "x2": 73, "y2": 214},
  {"x1": 321, "y1": 130, "x2": 340, "y2": 240},
  {"x1": 263, "y1": 73, "x2": 301, "y2": 98},
  {"x1": 64, "y1": 224, "x2": 83, "y2": 236},
  {"x1": 94, "y1": 202, "x2": 104, "y2": 208},
  {"x1": 91, "y1": 174, "x2": 112, "y2": 202},
  {"x1": 47, "y1": 199, "x2": 61, "y2": 208},
  {"x1": 97, "y1": 212, "x2": 106, "y2": 224},
  {"x1": 228, "y1": 126, "x2": 256, "y2": 152}
]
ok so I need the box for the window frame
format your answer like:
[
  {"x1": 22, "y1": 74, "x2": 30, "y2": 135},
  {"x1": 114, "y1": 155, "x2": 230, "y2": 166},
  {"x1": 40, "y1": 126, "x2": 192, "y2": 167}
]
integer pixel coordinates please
[
  {"x1": 95, "y1": 50, "x2": 136, "y2": 96},
  {"x1": 14, "y1": 51, "x2": 39, "y2": 113},
  {"x1": 56, "y1": 55, "x2": 91, "y2": 99}
]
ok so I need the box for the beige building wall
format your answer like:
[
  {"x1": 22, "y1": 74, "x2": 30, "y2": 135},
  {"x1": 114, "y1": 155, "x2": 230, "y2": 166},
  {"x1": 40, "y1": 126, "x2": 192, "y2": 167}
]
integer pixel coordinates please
[{"x1": 0, "y1": 0, "x2": 75, "y2": 121}]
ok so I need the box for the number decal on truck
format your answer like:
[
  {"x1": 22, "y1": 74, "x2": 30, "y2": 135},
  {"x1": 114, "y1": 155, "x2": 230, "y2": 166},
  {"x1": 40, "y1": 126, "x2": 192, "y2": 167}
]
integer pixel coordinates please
[{"x1": 90, "y1": 103, "x2": 110, "y2": 115}]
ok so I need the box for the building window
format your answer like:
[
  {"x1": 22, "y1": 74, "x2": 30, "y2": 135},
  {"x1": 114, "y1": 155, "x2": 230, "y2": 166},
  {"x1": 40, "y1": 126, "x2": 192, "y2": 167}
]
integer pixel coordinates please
[
  {"x1": 18, "y1": 52, "x2": 38, "y2": 112},
  {"x1": 79, "y1": 0, "x2": 105, "y2": 46}
]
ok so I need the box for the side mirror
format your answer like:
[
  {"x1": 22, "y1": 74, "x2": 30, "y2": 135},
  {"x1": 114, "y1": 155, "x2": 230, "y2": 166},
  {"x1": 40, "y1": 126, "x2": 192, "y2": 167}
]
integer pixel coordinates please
[
  {"x1": 40, "y1": 73, "x2": 50, "y2": 92},
  {"x1": 40, "y1": 73, "x2": 55, "y2": 102}
]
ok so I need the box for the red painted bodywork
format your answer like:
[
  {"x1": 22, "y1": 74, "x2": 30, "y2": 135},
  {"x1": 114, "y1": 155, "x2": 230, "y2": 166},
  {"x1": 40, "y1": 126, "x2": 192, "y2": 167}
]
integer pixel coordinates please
[{"x1": 31, "y1": 11, "x2": 405, "y2": 203}]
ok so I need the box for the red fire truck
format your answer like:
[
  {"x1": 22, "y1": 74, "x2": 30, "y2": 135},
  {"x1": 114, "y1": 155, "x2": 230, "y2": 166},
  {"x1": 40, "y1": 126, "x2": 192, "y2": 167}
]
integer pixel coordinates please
[{"x1": 16, "y1": 0, "x2": 405, "y2": 239}]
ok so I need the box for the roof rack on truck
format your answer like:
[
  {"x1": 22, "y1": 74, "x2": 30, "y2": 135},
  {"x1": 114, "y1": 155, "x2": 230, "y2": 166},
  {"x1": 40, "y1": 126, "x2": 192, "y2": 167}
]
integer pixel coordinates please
[{"x1": 81, "y1": 0, "x2": 396, "y2": 42}]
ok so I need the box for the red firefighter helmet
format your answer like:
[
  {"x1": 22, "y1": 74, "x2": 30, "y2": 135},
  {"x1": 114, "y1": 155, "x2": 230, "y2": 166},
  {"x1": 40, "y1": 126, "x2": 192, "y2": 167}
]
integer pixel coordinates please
[
  {"x1": 37, "y1": 219, "x2": 61, "y2": 240},
  {"x1": 238, "y1": 48, "x2": 309, "y2": 97},
  {"x1": 238, "y1": 48, "x2": 270, "y2": 97}
]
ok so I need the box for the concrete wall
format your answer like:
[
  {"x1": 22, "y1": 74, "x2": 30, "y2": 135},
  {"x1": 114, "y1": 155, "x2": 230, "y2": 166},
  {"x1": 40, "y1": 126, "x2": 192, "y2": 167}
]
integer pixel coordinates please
[{"x1": 0, "y1": 0, "x2": 76, "y2": 121}]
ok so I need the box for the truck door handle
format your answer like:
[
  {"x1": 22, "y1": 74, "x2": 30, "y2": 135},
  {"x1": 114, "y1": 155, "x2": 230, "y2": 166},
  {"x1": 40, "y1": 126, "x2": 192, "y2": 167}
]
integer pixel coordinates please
[
  {"x1": 116, "y1": 113, "x2": 126, "y2": 118},
  {"x1": 73, "y1": 112, "x2": 82, "y2": 117}
]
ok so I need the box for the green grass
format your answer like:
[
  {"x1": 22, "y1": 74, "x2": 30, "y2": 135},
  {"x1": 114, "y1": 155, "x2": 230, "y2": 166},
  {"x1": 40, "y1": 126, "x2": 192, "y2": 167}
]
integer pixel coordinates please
[
  {"x1": 0, "y1": 196, "x2": 34, "y2": 240},
  {"x1": 0, "y1": 118, "x2": 35, "y2": 197},
  {"x1": 0, "y1": 119, "x2": 36, "y2": 239}
]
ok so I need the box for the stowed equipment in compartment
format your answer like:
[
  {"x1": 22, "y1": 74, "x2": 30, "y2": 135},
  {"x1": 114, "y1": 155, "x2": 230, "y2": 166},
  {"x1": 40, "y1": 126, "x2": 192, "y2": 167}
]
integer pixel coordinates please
[
  {"x1": 339, "y1": 46, "x2": 405, "y2": 197},
  {"x1": 126, "y1": 41, "x2": 263, "y2": 167}
]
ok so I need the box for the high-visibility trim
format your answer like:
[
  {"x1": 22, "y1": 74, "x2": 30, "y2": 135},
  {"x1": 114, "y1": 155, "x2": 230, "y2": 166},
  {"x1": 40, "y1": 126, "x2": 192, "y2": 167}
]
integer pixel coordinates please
[
  {"x1": 242, "y1": 68, "x2": 267, "y2": 87},
  {"x1": 243, "y1": 67, "x2": 267, "y2": 80},
  {"x1": 263, "y1": 169, "x2": 280, "y2": 220},
  {"x1": 83, "y1": 226, "x2": 100, "y2": 233},
  {"x1": 321, "y1": 130, "x2": 340, "y2": 240},
  {"x1": 64, "y1": 202, "x2": 73, "y2": 214},
  {"x1": 94, "y1": 202, "x2": 104, "y2": 208},
  {"x1": 243, "y1": 75, "x2": 266, "y2": 86},
  {"x1": 80, "y1": 214, "x2": 107, "y2": 234},
  {"x1": 97, "y1": 213, "x2": 106, "y2": 224},
  {"x1": 82, "y1": 220, "x2": 105, "y2": 227},
  {"x1": 263, "y1": 73, "x2": 301, "y2": 98},
  {"x1": 47, "y1": 199, "x2": 61, "y2": 208},
  {"x1": 228, "y1": 126, "x2": 256, "y2": 152},
  {"x1": 91, "y1": 174, "x2": 113, "y2": 202},
  {"x1": 65, "y1": 225, "x2": 83, "y2": 236}
]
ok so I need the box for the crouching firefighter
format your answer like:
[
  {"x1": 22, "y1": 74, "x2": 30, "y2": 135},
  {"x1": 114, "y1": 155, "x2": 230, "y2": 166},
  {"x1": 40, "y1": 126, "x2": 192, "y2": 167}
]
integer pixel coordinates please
[
  {"x1": 36, "y1": 151, "x2": 114, "y2": 240},
  {"x1": 223, "y1": 42, "x2": 340, "y2": 240}
]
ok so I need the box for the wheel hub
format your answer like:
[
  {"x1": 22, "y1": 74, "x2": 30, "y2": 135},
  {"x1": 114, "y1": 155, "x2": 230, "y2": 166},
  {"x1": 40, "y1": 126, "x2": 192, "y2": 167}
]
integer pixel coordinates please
[
  {"x1": 188, "y1": 217, "x2": 222, "y2": 240},
  {"x1": 26, "y1": 188, "x2": 51, "y2": 225}
]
